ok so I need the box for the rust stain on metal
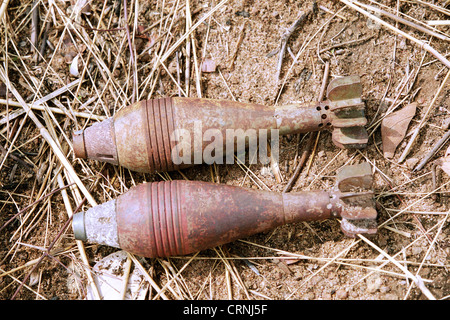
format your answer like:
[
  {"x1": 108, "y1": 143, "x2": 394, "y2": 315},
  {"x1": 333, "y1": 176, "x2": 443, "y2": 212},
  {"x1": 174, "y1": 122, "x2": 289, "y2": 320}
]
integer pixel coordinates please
[
  {"x1": 72, "y1": 76, "x2": 369, "y2": 174},
  {"x1": 76, "y1": 162, "x2": 378, "y2": 258},
  {"x1": 334, "y1": 162, "x2": 377, "y2": 237}
]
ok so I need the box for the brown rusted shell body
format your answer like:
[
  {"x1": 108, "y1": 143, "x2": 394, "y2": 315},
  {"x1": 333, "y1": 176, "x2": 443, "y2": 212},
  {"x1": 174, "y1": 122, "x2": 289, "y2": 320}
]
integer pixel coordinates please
[
  {"x1": 73, "y1": 162, "x2": 377, "y2": 257},
  {"x1": 115, "y1": 180, "x2": 338, "y2": 258},
  {"x1": 73, "y1": 76, "x2": 368, "y2": 173},
  {"x1": 73, "y1": 97, "x2": 329, "y2": 173}
]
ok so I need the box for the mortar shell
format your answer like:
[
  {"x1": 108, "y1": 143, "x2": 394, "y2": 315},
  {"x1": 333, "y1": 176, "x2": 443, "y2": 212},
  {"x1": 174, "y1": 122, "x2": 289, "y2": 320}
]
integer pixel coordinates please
[{"x1": 73, "y1": 180, "x2": 339, "y2": 258}]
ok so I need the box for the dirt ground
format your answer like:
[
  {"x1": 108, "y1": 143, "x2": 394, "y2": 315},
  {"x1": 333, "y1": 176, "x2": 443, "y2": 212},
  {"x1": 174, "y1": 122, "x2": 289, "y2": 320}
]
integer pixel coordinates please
[{"x1": 0, "y1": 0, "x2": 449, "y2": 300}]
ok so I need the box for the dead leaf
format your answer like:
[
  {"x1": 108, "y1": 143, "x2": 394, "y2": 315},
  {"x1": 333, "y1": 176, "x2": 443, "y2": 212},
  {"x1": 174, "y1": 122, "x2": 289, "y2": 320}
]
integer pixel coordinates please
[
  {"x1": 381, "y1": 103, "x2": 417, "y2": 158},
  {"x1": 86, "y1": 251, "x2": 149, "y2": 300},
  {"x1": 28, "y1": 271, "x2": 40, "y2": 287},
  {"x1": 271, "y1": 258, "x2": 293, "y2": 275}
]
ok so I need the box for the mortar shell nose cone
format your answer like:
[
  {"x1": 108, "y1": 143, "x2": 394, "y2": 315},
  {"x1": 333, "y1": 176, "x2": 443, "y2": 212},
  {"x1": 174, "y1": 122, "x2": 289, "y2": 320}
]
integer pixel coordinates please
[
  {"x1": 72, "y1": 130, "x2": 87, "y2": 159},
  {"x1": 72, "y1": 211, "x2": 87, "y2": 241},
  {"x1": 73, "y1": 118, "x2": 119, "y2": 165}
]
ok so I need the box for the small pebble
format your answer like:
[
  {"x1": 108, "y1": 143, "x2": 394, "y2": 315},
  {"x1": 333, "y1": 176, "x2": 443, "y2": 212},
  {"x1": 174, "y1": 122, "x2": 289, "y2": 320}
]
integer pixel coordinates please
[
  {"x1": 302, "y1": 292, "x2": 315, "y2": 300},
  {"x1": 235, "y1": 10, "x2": 250, "y2": 18},
  {"x1": 380, "y1": 286, "x2": 390, "y2": 294},
  {"x1": 411, "y1": 246, "x2": 422, "y2": 256},
  {"x1": 405, "y1": 157, "x2": 419, "y2": 170},
  {"x1": 383, "y1": 293, "x2": 399, "y2": 300},
  {"x1": 336, "y1": 289, "x2": 348, "y2": 300},
  {"x1": 322, "y1": 292, "x2": 332, "y2": 300},
  {"x1": 29, "y1": 271, "x2": 40, "y2": 287},
  {"x1": 310, "y1": 275, "x2": 323, "y2": 286},
  {"x1": 366, "y1": 274, "x2": 382, "y2": 293}
]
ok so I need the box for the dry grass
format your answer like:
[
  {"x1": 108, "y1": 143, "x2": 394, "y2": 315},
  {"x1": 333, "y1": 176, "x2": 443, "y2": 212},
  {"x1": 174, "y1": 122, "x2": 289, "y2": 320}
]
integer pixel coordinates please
[{"x1": 0, "y1": 0, "x2": 449, "y2": 300}]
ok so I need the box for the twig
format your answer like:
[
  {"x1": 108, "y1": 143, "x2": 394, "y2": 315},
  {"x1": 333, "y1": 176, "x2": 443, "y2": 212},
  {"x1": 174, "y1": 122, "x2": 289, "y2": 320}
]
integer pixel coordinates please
[
  {"x1": 319, "y1": 34, "x2": 375, "y2": 54},
  {"x1": 185, "y1": 1, "x2": 192, "y2": 96},
  {"x1": 228, "y1": 20, "x2": 247, "y2": 70},
  {"x1": 427, "y1": 20, "x2": 450, "y2": 26},
  {"x1": 282, "y1": 60, "x2": 329, "y2": 193},
  {"x1": 190, "y1": 33, "x2": 202, "y2": 98},
  {"x1": 141, "y1": 0, "x2": 229, "y2": 99},
  {"x1": 10, "y1": 197, "x2": 86, "y2": 299},
  {"x1": 0, "y1": 0, "x2": 10, "y2": 23},
  {"x1": 0, "y1": 67, "x2": 98, "y2": 208},
  {"x1": 317, "y1": 61, "x2": 330, "y2": 101},
  {"x1": 0, "y1": 99, "x2": 106, "y2": 122},
  {"x1": 128, "y1": 253, "x2": 169, "y2": 300},
  {"x1": 275, "y1": 6, "x2": 343, "y2": 105},
  {"x1": 276, "y1": 3, "x2": 316, "y2": 82},
  {"x1": 305, "y1": 131, "x2": 320, "y2": 176},
  {"x1": 268, "y1": 142, "x2": 282, "y2": 183},
  {"x1": 398, "y1": 69, "x2": 450, "y2": 163},
  {"x1": 30, "y1": 1, "x2": 39, "y2": 55},
  {"x1": 413, "y1": 130, "x2": 450, "y2": 171},
  {"x1": 38, "y1": 19, "x2": 50, "y2": 63},
  {"x1": 354, "y1": 0, "x2": 450, "y2": 41},
  {"x1": 56, "y1": 173, "x2": 101, "y2": 300},
  {"x1": 318, "y1": 5, "x2": 347, "y2": 20},
  {"x1": 120, "y1": 255, "x2": 132, "y2": 300},
  {"x1": 225, "y1": 267, "x2": 232, "y2": 299},
  {"x1": 123, "y1": 0, "x2": 137, "y2": 104},
  {"x1": 282, "y1": 133, "x2": 315, "y2": 193},
  {"x1": 358, "y1": 234, "x2": 436, "y2": 300},
  {"x1": 176, "y1": 51, "x2": 182, "y2": 96},
  {"x1": 0, "y1": 143, "x2": 34, "y2": 172},
  {"x1": 0, "y1": 182, "x2": 75, "y2": 233},
  {"x1": 340, "y1": 0, "x2": 450, "y2": 69}
]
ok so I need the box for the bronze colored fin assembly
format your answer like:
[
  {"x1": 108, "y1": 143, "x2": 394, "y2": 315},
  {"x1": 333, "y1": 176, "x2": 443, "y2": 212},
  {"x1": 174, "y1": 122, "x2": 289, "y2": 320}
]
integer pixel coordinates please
[
  {"x1": 334, "y1": 162, "x2": 377, "y2": 237},
  {"x1": 72, "y1": 162, "x2": 377, "y2": 258},
  {"x1": 324, "y1": 75, "x2": 368, "y2": 149},
  {"x1": 72, "y1": 75, "x2": 368, "y2": 173}
]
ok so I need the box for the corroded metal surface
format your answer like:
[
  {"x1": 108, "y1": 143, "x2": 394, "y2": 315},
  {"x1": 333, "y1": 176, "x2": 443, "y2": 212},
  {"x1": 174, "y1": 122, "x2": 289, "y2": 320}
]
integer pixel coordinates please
[
  {"x1": 170, "y1": 97, "x2": 276, "y2": 166},
  {"x1": 73, "y1": 117, "x2": 119, "y2": 165},
  {"x1": 72, "y1": 76, "x2": 369, "y2": 173},
  {"x1": 325, "y1": 75, "x2": 368, "y2": 149},
  {"x1": 114, "y1": 100, "x2": 153, "y2": 172},
  {"x1": 74, "y1": 162, "x2": 378, "y2": 258},
  {"x1": 337, "y1": 161, "x2": 373, "y2": 191},
  {"x1": 335, "y1": 162, "x2": 377, "y2": 237},
  {"x1": 115, "y1": 180, "x2": 340, "y2": 257}
]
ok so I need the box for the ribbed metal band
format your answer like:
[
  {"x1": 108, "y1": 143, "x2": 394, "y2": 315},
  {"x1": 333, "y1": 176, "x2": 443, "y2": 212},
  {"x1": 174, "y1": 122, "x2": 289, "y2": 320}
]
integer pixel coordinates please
[
  {"x1": 146, "y1": 181, "x2": 183, "y2": 257},
  {"x1": 144, "y1": 98, "x2": 178, "y2": 173}
]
